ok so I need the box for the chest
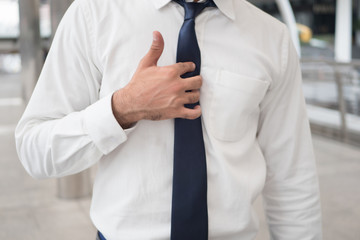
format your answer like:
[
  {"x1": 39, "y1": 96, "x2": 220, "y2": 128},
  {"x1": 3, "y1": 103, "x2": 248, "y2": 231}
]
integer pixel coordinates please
[
  {"x1": 94, "y1": 5, "x2": 275, "y2": 141},
  {"x1": 95, "y1": 4, "x2": 275, "y2": 92}
]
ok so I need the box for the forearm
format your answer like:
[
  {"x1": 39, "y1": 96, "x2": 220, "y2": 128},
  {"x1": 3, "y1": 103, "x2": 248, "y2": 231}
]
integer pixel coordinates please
[{"x1": 15, "y1": 94, "x2": 128, "y2": 178}]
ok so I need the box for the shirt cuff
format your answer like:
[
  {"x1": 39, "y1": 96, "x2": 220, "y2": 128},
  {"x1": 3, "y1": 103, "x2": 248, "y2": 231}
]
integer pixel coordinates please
[{"x1": 83, "y1": 93, "x2": 135, "y2": 155}]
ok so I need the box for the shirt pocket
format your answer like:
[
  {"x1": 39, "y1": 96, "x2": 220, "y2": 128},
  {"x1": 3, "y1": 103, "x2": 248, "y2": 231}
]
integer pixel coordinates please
[{"x1": 206, "y1": 70, "x2": 269, "y2": 142}]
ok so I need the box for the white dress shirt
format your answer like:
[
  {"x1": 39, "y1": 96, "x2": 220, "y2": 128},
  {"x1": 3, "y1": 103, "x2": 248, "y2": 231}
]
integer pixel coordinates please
[{"x1": 15, "y1": 0, "x2": 322, "y2": 239}]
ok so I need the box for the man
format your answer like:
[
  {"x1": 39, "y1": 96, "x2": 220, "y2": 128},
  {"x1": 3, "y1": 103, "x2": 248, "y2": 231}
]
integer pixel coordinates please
[{"x1": 15, "y1": 0, "x2": 322, "y2": 239}]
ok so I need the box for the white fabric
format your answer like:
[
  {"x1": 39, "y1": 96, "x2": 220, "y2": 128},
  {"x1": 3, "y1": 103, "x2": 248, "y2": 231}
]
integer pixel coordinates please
[{"x1": 15, "y1": 0, "x2": 322, "y2": 239}]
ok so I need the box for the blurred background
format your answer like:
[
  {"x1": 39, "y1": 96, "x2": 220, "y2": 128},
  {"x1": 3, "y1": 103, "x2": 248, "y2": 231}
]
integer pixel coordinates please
[{"x1": 0, "y1": 0, "x2": 359, "y2": 239}]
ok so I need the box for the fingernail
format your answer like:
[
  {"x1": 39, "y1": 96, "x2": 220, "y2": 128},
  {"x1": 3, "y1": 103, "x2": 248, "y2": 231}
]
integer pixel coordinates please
[
  {"x1": 193, "y1": 63, "x2": 196, "y2": 69},
  {"x1": 153, "y1": 32, "x2": 158, "y2": 42}
]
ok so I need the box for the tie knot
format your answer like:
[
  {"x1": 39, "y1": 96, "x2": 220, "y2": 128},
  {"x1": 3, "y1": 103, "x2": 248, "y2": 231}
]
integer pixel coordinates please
[{"x1": 173, "y1": 0, "x2": 216, "y2": 20}]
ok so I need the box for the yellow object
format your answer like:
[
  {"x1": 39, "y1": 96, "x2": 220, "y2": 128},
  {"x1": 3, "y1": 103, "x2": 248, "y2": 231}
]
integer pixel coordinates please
[{"x1": 296, "y1": 23, "x2": 313, "y2": 43}]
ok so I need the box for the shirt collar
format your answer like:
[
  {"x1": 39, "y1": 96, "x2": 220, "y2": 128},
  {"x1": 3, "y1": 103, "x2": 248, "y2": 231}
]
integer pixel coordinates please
[{"x1": 151, "y1": 0, "x2": 235, "y2": 20}]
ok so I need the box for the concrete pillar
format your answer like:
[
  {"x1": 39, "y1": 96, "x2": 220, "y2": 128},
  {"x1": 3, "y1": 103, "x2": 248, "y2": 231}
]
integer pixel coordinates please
[
  {"x1": 49, "y1": 0, "x2": 92, "y2": 199},
  {"x1": 275, "y1": 0, "x2": 301, "y2": 57},
  {"x1": 335, "y1": 0, "x2": 352, "y2": 62},
  {"x1": 50, "y1": 0, "x2": 74, "y2": 35},
  {"x1": 18, "y1": 0, "x2": 43, "y2": 102}
]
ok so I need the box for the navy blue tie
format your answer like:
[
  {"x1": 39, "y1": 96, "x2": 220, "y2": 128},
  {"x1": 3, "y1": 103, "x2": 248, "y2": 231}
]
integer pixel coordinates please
[{"x1": 171, "y1": 1, "x2": 216, "y2": 240}]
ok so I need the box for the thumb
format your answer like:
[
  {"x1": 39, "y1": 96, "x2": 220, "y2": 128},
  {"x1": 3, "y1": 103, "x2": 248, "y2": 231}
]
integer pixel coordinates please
[{"x1": 139, "y1": 31, "x2": 164, "y2": 68}]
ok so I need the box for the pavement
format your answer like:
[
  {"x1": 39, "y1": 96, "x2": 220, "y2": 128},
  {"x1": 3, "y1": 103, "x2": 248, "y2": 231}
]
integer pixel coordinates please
[{"x1": 0, "y1": 74, "x2": 360, "y2": 239}]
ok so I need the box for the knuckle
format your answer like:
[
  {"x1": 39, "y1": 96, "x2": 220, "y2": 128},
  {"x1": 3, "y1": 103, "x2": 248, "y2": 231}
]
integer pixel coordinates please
[
  {"x1": 182, "y1": 109, "x2": 198, "y2": 120},
  {"x1": 189, "y1": 94, "x2": 199, "y2": 103},
  {"x1": 181, "y1": 62, "x2": 191, "y2": 71},
  {"x1": 187, "y1": 112, "x2": 198, "y2": 120},
  {"x1": 172, "y1": 82, "x2": 184, "y2": 93},
  {"x1": 196, "y1": 76, "x2": 203, "y2": 86},
  {"x1": 179, "y1": 62, "x2": 187, "y2": 69},
  {"x1": 194, "y1": 90, "x2": 201, "y2": 97},
  {"x1": 195, "y1": 94, "x2": 200, "y2": 102},
  {"x1": 150, "y1": 44, "x2": 161, "y2": 52},
  {"x1": 166, "y1": 67, "x2": 178, "y2": 78},
  {"x1": 182, "y1": 112, "x2": 191, "y2": 119},
  {"x1": 173, "y1": 97, "x2": 182, "y2": 106}
]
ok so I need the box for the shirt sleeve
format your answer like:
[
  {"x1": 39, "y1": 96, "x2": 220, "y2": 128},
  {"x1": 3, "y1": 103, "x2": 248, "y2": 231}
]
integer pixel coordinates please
[
  {"x1": 257, "y1": 25, "x2": 322, "y2": 239},
  {"x1": 15, "y1": 0, "x2": 129, "y2": 179}
]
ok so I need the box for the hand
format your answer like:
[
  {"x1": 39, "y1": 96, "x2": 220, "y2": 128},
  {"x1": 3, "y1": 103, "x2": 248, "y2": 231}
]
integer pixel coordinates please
[{"x1": 112, "y1": 31, "x2": 202, "y2": 128}]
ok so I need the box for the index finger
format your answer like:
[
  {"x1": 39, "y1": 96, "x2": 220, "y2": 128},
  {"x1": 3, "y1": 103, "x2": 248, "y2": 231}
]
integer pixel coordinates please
[{"x1": 174, "y1": 62, "x2": 196, "y2": 76}]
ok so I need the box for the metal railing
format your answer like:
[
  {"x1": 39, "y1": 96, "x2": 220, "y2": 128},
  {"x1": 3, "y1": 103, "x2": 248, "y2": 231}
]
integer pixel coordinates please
[{"x1": 301, "y1": 58, "x2": 360, "y2": 146}]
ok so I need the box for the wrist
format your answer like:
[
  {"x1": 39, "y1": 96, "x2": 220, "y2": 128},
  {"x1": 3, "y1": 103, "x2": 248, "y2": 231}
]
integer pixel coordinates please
[{"x1": 111, "y1": 89, "x2": 143, "y2": 129}]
